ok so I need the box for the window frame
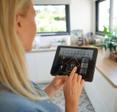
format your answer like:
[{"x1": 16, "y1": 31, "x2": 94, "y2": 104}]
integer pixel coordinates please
[
  {"x1": 95, "y1": 0, "x2": 110, "y2": 35},
  {"x1": 34, "y1": 4, "x2": 71, "y2": 36}
]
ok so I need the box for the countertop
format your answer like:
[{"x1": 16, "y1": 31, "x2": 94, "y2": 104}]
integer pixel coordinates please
[
  {"x1": 96, "y1": 49, "x2": 117, "y2": 87},
  {"x1": 31, "y1": 47, "x2": 57, "y2": 53}
]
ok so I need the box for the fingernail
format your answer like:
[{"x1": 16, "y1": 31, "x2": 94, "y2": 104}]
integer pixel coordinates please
[
  {"x1": 74, "y1": 66, "x2": 77, "y2": 71},
  {"x1": 80, "y1": 75, "x2": 83, "y2": 79}
]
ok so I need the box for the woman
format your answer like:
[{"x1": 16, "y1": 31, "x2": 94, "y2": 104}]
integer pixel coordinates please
[{"x1": 0, "y1": 0, "x2": 85, "y2": 112}]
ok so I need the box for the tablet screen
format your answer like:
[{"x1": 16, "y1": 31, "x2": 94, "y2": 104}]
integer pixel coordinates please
[{"x1": 50, "y1": 46, "x2": 98, "y2": 82}]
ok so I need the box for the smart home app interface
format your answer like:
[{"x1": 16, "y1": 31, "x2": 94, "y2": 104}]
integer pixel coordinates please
[{"x1": 53, "y1": 47, "x2": 94, "y2": 76}]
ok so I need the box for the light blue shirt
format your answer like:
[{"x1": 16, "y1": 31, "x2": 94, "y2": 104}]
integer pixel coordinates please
[{"x1": 0, "y1": 83, "x2": 61, "y2": 112}]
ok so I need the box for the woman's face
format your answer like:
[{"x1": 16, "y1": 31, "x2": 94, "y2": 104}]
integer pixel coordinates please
[{"x1": 16, "y1": 2, "x2": 36, "y2": 52}]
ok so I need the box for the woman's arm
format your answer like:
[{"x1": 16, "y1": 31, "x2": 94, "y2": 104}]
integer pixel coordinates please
[
  {"x1": 63, "y1": 67, "x2": 85, "y2": 112},
  {"x1": 44, "y1": 76, "x2": 67, "y2": 97},
  {"x1": 65, "y1": 102, "x2": 78, "y2": 112},
  {"x1": 44, "y1": 83, "x2": 55, "y2": 97},
  {"x1": 45, "y1": 67, "x2": 84, "y2": 112}
]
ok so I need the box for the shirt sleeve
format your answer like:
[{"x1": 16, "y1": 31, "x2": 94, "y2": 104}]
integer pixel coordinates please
[
  {"x1": 18, "y1": 108, "x2": 43, "y2": 112},
  {"x1": 31, "y1": 82, "x2": 49, "y2": 99}
]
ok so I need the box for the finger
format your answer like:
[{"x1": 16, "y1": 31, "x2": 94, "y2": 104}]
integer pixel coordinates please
[
  {"x1": 65, "y1": 75, "x2": 68, "y2": 79},
  {"x1": 69, "y1": 66, "x2": 77, "y2": 80},
  {"x1": 55, "y1": 75, "x2": 66, "y2": 80},
  {"x1": 55, "y1": 75, "x2": 59, "y2": 79},
  {"x1": 55, "y1": 76, "x2": 65, "y2": 79},
  {"x1": 77, "y1": 75, "x2": 82, "y2": 83},
  {"x1": 63, "y1": 75, "x2": 69, "y2": 82},
  {"x1": 65, "y1": 76, "x2": 68, "y2": 80},
  {"x1": 60, "y1": 76, "x2": 68, "y2": 84},
  {"x1": 79, "y1": 79, "x2": 85, "y2": 92},
  {"x1": 81, "y1": 79, "x2": 85, "y2": 86},
  {"x1": 60, "y1": 76, "x2": 68, "y2": 79},
  {"x1": 71, "y1": 66, "x2": 77, "y2": 74},
  {"x1": 73, "y1": 73, "x2": 78, "y2": 81}
]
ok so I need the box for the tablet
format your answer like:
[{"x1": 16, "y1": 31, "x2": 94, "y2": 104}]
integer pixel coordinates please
[{"x1": 50, "y1": 46, "x2": 98, "y2": 82}]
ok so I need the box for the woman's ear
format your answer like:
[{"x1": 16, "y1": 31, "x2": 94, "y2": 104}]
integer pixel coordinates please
[{"x1": 15, "y1": 14, "x2": 23, "y2": 34}]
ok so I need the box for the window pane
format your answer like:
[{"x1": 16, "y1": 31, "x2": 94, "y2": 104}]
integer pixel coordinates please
[
  {"x1": 112, "y1": 0, "x2": 117, "y2": 32},
  {"x1": 34, "y1": 5, "x2": 67, "y2": 34},
  {"x1": 98, "y1": 0, "x2": 110, "y2": 31}
]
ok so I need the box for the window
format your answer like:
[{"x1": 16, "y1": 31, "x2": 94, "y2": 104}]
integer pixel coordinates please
[
  {"x1": 34, "y1": 5, "x2": 70, "y2": 36},
  {"x1": 95, "y1": 0, "x2": 117, "y2": 34},
  {"x1": 112, "y1": 0, "x2": 117, "y2": 32},
  {"x1": 96, "y1": 0, "x2": 110, "y2": 34}
]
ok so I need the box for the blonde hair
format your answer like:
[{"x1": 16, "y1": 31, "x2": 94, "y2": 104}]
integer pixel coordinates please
[{"x1": 0, "y1": 0, "x2": 41, "y2": 100}]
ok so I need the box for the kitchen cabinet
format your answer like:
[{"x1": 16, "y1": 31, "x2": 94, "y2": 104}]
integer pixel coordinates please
[
  {"x1": 85, "y1": 68, "x2": 117, "y2": 112},
  {"x1": 26, "y1": 49, "x2": 56, "y2": 82}
]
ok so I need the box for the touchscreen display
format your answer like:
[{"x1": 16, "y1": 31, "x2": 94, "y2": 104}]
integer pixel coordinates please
[{"x1": 51, "y1": 46, "x2": 98, "y2": 82}]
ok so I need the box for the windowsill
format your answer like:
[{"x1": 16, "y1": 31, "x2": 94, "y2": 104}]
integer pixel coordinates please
[{"x1": 31, "y1": 47, "x2": 57, "y2": 53}]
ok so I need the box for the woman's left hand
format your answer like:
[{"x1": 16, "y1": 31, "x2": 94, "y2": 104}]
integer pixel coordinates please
[
  {"x1": 51, "y1": 76, "x2": 68, "y2": 89},
  {"x1": 44, "y1": 76, "x2": 67, "y2": 97}
]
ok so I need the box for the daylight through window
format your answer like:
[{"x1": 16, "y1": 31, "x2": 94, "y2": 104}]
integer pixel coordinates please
[{"x1": 34, "y1": 5, "x2": 70, "y2": 36}]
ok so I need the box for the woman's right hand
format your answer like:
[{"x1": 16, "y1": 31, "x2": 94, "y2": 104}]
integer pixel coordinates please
[{"x1": 63, "y1": 67, "x2": 85, "y2": 112}]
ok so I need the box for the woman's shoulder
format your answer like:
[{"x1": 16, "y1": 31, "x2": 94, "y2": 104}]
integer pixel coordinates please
[
  {"x1": 0, "y1": 91, "x2": 61, "y2": 112},
  {"x1": 0, "y1": 91, "x2": 41, "y2": 112}
]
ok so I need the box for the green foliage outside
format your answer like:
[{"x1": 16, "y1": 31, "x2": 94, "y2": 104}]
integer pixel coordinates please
[{"x1": 35, "y1": 10, "x2": 66, "y2": 33}]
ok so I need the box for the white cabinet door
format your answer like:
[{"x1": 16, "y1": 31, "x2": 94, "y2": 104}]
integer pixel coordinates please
[
  {"x1": 26, "y1": 51, "x2": 56, "y2": 82},
  {"x1": 84, "y1": 69, "x2": 117, "y2": 112}
]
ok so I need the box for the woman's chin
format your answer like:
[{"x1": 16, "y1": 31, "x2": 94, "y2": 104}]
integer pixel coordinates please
[{"x1": 25, "y1": 46, "x2": 32, "y2": 53}]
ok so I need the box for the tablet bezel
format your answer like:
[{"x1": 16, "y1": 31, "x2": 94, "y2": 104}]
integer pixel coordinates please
[{"x1": 50, "y1": 46, "x2": 98, "y2": 82}]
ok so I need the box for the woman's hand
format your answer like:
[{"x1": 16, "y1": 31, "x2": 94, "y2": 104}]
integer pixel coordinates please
[
  {"x1": 50, "y1": 76, "x2": 67, "y2": 90},
  {"x1": 64, "y1": 67, "x2": 85, "y2": 112},
  {"x1": 44, "y1": 76, "x2": 67, "y2": 97}
]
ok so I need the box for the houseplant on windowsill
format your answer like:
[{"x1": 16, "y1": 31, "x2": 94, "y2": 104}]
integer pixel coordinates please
[
  {"x1": 102, "y1": 26, "x2": 116, "y2": 52},
  {"x1": 102, "y1": 26, "x2": 117, "y2": 61}
]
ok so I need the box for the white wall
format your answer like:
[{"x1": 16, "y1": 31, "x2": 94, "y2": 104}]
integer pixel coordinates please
[
  {"x1": 70, "y1": 0, "x2": 93, "y2": 33},
  {"x1": 92, "y1": 0, "x2": 96, "y2": 34}
]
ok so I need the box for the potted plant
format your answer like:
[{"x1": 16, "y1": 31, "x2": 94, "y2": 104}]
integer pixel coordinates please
[{"x1": 102, "y1": 26, "x2": 116, "y2": 53}]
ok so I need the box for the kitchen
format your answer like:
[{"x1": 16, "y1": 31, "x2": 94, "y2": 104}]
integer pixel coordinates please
[{"x1": 26, "y1": 0, "x2": 117, "y2": 112}]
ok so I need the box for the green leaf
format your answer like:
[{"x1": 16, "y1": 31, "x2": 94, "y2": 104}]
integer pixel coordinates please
[
  {"x1": 103, "y1": 26, "x2": 108, "y2": 34},
  {"x1": 103, "y1": 26, "x2": 112, "y2": 38},
  {"x1": 107, "y1": 32, "x2": 112, "y2": 38}
]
